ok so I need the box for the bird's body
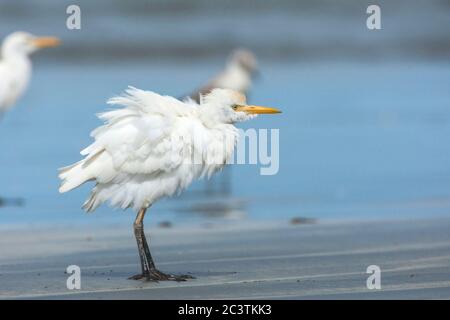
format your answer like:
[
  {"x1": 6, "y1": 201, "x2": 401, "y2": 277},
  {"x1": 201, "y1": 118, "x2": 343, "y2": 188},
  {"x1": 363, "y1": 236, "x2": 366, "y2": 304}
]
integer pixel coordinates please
[
  {"x1": 204, "y1": 58, "x2": 252, "y2": 93},
  {"x1": 0, "y1": 32, "x2": 59, "y2": 115},
  {"x1": 60, "y1": 88, "x2": 240, "y2": 211},
  {"x1": 59, "y1": 87, "x2": 280, "y2": 281}
]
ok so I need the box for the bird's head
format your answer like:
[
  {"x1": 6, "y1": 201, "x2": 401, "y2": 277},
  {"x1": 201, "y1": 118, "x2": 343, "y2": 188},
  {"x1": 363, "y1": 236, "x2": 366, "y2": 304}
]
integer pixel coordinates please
[
  {"x1": 1, "y1": 32, "x2": 60, "y2": 58},
  {"x1": 199, "y1": 88, "x2": 281, "y2": 125},
  {"x1": 228, "y1": 49, "x2": 258, "y2": 75}
]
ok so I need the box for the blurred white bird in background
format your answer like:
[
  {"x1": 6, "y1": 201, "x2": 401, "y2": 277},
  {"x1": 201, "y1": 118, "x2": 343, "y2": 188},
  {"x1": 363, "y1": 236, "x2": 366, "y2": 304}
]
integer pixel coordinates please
[
  {"x1": 59, "y1": 87, "x2": 280, "y2": 281},
  {"x1": 188, "y1": 48, "x2": 259, "y2": 195},
  {"x1": 0, "y1": 31, "x2": 60, "y2": 118}
]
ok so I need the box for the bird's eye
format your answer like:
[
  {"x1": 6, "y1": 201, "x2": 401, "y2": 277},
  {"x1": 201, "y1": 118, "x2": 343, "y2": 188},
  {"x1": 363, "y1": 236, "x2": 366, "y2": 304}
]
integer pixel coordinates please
[{"x1": 231, "y1": 105, "x2": 239, "y2": 110}]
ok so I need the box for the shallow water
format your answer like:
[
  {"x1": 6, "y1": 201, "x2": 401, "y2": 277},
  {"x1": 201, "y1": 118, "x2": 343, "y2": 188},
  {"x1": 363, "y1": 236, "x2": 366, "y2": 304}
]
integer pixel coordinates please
[
  {"x1": 1, "y1": 1, "x2": 450, "y2": 227},
  {"x1": 0, "y1": 60, "x2": 449, "y2": 227}
]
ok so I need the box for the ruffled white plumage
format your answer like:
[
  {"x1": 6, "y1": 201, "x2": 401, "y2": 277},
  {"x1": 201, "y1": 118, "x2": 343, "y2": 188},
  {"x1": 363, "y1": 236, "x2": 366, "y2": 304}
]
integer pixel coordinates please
[{"x1": 59, "y1": 87, "x2": 239, "y2": 212}]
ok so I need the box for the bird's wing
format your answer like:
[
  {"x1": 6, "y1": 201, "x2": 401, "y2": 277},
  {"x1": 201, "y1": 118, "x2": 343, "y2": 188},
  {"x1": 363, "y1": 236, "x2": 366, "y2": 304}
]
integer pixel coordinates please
[{"x1": 81, "y1": 87, "x2": 199, "y2": 176}]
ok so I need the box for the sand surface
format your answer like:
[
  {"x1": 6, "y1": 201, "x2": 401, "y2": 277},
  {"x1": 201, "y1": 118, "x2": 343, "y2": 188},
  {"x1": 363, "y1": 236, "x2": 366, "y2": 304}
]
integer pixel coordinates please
[{"x1": 1, "y1": 218, "x2": 450, "y2": 299}]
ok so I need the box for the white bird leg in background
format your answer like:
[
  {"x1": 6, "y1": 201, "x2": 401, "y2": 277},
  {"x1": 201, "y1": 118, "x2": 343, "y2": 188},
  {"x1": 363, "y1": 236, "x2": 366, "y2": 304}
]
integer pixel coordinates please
[
  {"x1": 185, "y1": 49, "x2": 259, "y2": 196},
  {"x1": 0, "y1": 32, "x2": 59, "y2": 115},
  {"x1": 58, "y1": 87, "x2": 280, "y2": 281}
]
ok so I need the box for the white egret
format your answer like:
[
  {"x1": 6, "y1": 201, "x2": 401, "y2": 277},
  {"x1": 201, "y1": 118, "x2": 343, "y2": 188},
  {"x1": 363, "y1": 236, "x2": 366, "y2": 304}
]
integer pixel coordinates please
[
  {"x1": 0, "y1": 31, "x2": 60, "y2": 117},
  {"x1": 58, "y1": 87, "x2": 280, "y2": 281}
]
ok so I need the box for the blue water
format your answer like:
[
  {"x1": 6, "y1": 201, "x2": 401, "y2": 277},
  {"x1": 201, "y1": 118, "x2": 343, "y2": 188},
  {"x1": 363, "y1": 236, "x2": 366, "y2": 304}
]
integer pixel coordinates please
[
  {"x1": 1, "y1": 60, "x2": 450, "y2": 227},
  {"x1": 1, "y1": 0, "x2": 450, "y2": 226}
]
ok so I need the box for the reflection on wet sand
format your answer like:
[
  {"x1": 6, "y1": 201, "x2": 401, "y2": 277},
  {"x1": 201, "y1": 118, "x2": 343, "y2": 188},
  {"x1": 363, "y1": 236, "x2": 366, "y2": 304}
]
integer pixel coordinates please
[
  {"x1": 0, "y1": 197, "x2": 25, "y2": 208},
  {"x1": 175, "y1": 198, "x2": 247, "y2": 219}
]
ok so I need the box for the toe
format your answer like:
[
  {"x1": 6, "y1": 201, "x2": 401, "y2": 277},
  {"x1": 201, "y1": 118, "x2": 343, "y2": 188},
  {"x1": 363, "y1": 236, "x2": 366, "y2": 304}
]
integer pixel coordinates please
[
  {"x1": 129, "y1": 270, "x2": 194, "y2": 282},
  {"x1": 128, "y1": 274, "x2": 145, "y2": 280}
]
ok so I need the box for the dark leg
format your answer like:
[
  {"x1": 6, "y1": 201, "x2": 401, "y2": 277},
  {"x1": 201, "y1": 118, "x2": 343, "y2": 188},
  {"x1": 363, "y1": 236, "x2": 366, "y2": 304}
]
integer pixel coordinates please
[{"x1": 128, "y1": 207, "x2": 194, "y2": 282}]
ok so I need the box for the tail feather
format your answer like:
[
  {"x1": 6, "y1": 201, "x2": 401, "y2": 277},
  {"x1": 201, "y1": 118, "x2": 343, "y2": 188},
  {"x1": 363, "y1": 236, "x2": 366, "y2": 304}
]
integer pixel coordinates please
[
  {"x1": 59, "y1": 148, "x2": 110, "y2": 194},
  {"x1": 58, "y1": 159, "x2": 94, "y2": 193},
  {"x1": 82, "y1": 187, "x2": 100, "y2": 212}
]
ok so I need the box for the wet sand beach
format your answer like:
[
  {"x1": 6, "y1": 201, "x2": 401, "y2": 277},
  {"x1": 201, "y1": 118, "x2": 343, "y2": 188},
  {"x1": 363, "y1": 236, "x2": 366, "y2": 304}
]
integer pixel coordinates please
[{"x1": 1, "y1": 217, "x2": 450, "y2": 299}]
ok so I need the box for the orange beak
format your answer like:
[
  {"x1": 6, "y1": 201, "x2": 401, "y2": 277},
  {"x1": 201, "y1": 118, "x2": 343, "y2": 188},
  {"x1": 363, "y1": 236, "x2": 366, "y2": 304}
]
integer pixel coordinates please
[
  {"x1": 32, "y1": 37, "x2": 61, "y2": 48},
  {"x1": 234, "y1": 105, "x2": 282, "y2": 114}
]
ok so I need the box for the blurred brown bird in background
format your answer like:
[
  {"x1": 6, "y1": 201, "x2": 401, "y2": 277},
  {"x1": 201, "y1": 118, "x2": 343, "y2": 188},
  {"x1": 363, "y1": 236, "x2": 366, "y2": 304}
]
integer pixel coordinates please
[{"x1": 189, "y1": 48, "x2": 258, "y2": 103}]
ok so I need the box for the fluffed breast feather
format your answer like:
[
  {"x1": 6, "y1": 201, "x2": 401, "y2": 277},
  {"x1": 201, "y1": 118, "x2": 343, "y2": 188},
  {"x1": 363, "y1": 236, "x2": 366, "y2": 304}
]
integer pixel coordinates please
[{"x1": 58, "y1": 87, "x2": 236, "y2": 212}]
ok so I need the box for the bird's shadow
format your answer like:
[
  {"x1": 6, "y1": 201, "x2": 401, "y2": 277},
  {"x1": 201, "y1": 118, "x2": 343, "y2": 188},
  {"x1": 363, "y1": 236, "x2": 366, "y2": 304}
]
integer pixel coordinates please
[{"x1": 0, "y1": 196, "x2": 25, "y2": 208}]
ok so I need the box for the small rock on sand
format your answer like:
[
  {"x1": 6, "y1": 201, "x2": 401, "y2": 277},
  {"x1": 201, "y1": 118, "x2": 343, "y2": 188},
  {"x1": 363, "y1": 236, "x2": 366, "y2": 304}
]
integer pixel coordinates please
[
  {"x1": 290, "y1": 217, "x2": 317, "y2": 225},
  {"x1": 158, "y1": 221, "x2": 173, "y2": 228}
]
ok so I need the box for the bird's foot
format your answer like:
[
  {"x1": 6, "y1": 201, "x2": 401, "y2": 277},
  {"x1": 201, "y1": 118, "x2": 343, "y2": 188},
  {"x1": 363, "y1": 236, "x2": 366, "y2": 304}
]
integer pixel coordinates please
[{"x1": 128, "y1": 269, "x2": 195, "y2": 282}]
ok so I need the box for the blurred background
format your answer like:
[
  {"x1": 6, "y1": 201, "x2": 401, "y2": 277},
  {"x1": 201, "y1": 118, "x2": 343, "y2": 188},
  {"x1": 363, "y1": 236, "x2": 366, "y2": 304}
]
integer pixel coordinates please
[{"x1": 0, "y1": 0, "x2": 450, "y2": 228}]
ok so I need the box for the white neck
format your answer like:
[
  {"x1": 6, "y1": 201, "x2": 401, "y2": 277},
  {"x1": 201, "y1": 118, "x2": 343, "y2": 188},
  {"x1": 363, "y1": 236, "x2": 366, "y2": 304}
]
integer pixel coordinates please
[
  {"x1": 1, "y1": 51, "x2": 32, "y2": 74},
  {"x1": 1, "y1": 45, "x2": 32, "y2": 75},
  {"x1": 1, "y1": 42, "x2": 28, "y2": 60},
  {"x1": 0, "y1": 50, "x2": 32, "y2": 109}
]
